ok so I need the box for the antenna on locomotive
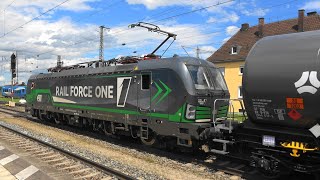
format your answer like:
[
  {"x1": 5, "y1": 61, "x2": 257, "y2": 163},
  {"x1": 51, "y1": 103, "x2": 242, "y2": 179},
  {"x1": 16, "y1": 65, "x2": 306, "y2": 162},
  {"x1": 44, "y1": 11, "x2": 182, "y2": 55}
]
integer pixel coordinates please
[{"x1": 129, "y1": 22, "x2": 177, "y2": 56}]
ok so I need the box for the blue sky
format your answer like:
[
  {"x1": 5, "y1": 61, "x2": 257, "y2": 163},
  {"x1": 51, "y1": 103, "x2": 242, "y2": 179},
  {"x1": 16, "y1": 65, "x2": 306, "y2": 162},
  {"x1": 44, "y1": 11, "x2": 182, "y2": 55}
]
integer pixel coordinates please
[{"x1": 0, "y1": 0, "x2": 318, "y2": 85}]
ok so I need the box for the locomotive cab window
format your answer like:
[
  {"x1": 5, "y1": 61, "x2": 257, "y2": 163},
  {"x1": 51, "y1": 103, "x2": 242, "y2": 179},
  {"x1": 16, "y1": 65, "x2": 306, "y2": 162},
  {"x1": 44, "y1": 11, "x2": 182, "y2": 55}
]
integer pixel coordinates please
[
  {"x1": 187, "y1": 65, "x2": 228, "y2": 91},
  {"x1": 141, "y1": 74, "x2": 151, "y2": 90}
]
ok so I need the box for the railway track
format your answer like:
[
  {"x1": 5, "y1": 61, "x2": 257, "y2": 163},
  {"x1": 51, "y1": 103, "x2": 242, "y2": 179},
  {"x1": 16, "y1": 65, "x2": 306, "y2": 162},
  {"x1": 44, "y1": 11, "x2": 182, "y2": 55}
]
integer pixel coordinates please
[
  {"x1": 0, "y1": 105, "x2": 264, "y2": 179},
  {"x1": 0, "y1": 107, "x2": 135, "y2": 180}
]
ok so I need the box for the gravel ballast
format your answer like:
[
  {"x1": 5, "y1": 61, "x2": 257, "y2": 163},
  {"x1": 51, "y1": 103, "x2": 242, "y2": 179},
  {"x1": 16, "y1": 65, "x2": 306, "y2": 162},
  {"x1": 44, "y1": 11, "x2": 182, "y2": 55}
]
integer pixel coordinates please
[{"x1": 0, "y1": 112, "x2": 235, "y2": 180}]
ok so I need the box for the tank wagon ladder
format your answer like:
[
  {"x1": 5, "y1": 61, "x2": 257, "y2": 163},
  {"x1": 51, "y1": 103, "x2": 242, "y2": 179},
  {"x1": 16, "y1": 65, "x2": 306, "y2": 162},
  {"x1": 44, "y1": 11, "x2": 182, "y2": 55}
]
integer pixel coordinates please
[{"x1": 210, "y1": 99, "x2": 246, "y2": 155}]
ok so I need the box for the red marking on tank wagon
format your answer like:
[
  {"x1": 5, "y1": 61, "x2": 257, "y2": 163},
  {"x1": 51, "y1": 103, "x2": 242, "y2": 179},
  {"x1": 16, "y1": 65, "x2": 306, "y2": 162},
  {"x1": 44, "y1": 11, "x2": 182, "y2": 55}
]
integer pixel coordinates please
[
  {"x1": 286, "y1": 98, "x2": 304, "y2": 109},
  {"x1": 288, "y1": 109, "x2": 302, "y2": 121}
]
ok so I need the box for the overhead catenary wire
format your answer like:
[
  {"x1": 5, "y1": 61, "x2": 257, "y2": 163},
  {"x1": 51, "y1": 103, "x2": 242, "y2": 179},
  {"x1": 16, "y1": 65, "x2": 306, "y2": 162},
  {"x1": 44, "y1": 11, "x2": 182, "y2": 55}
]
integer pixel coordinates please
[
  {"x1": 6, "y1": 0, "x2": 303, "y2": 64},
  {"x1": 105, "y1": 0, "x2": 297, "y2": 57},
  {"x1": 35, "y1": 0, "x2": 235, "y2": 57},
  {"x1": 4, "y1": 0, "x2": 16, "y2": 10},
  {"x1": 0, "y1": 0, "x2": 72, "y2": 38},
  {"x1": 151, "y1": 0, "x2": 235, "y2": 23},
  {"x1": 2, "y1": 0, "x2": 124, "y2": 56},
  {"x1": 27, "y1": 0, "x2": 220, "y2": 58}
]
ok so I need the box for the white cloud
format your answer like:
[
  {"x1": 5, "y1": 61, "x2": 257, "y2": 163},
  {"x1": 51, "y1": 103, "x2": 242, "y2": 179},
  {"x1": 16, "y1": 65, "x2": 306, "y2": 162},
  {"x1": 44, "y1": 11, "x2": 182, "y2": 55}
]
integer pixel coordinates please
[
  {"x1": 242, "y1": 8, "x2": 269, "y2": 17},
  {"x1": 108, "y1": 23, "x2": 217, "y2": 54},
  {"x1": 302, "y1": 1, "x2": 320, "y2": 10},
  {"x1": 0, "y1": 0, "x2": 226, "y2": 85},
  {"x1": 0, "y1": 0, "x2": 97, "y2": 13},
  {"x1": 207, "y1": 12, "x2": 239, "y2": 23},
  {"x1": 0, "y1": 76, "x2": 4, "y2": 82},
  {"x1": 199, "y1": 46, "x2": 217, "y2": 59},
  {"x1": 223, "y1": 36, "x2": 231, "y2": 43},
  {"x1": 126, "y1": 0, "x2": 234, "y2": 10},
  {"x1": 182, "y1": 45, "x2": 216, "y2": 60},
  {"x1": 226, "y1": 26, "x2": 239, "y2": 36}
]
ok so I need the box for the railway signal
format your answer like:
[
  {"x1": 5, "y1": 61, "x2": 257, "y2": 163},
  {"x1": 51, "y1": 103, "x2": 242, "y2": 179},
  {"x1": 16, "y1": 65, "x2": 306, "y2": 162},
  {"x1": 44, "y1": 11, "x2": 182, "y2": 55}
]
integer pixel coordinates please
[{"x1": 11, "y1": 53, "x2": 16, "y2": 78}]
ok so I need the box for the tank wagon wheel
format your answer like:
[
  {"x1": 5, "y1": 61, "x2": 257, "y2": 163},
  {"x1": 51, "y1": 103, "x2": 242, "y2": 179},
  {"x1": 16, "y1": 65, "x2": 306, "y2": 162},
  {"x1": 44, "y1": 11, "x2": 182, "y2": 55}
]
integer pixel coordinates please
[
  {"x1": 258, "y1": 162, "x2": 284, "y2": 179},
  {"x1": 259, "y1": 169, "x2": 282, "y2": 179},
  {"x1": 140, "y1": 129, "x2": 157, "y2": 146},
  {"x1": 313, "y1": 172, "x2": 320, "y2": 180}
]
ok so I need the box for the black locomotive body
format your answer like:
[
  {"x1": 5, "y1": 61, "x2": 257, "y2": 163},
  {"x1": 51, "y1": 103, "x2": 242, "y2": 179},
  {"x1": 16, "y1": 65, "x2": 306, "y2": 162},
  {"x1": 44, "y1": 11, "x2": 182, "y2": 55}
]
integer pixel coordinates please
[{"x1": 26, "y1": 57, "x2": 229, "y2": 148}]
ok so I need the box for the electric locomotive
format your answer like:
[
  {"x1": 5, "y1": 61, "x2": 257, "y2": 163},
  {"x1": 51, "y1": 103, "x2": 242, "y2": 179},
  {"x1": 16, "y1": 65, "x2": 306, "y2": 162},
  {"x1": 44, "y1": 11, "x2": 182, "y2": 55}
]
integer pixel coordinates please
[
  {"x1": 26, "y1": 22, "x2": 230, "y2": 150},
  {"x1": 26, "y1": 56, "x2": 229, "y2": 149}
]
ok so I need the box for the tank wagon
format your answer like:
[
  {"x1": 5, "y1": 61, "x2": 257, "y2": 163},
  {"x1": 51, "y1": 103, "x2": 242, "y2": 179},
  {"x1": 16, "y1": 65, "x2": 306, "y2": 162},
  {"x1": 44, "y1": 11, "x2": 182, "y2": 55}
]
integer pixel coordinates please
[
  {"x1": 209, "y1": 30, "x2": 320, "y2": 177},
  {"x1": 243, "y1": 30, "x2": 320, "y2": 175},
  {"x1": 26, "y1": 56, "x2": 229, "y2": 149}
]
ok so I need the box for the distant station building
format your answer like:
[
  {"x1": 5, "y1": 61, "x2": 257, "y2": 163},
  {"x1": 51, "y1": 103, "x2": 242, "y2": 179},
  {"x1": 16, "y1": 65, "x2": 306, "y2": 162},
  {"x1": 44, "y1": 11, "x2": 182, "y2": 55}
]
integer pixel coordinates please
[{"x1": 207, "y1": 9, "x2": 320, "y2": 112}]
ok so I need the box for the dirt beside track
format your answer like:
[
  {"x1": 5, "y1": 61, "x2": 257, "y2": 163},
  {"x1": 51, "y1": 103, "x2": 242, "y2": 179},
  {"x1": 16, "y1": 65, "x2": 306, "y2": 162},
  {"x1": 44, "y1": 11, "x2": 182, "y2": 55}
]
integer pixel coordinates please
[{"x1": 0, "y1": 110, "x2": 238, "y2": 180}]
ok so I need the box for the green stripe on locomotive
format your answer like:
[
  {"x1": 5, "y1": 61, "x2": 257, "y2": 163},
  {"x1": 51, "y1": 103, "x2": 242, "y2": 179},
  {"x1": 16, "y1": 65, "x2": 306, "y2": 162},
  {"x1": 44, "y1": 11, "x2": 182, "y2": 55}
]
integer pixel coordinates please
[{"x1": 26, "y1": 88, "x2": 194, "y2": 123}]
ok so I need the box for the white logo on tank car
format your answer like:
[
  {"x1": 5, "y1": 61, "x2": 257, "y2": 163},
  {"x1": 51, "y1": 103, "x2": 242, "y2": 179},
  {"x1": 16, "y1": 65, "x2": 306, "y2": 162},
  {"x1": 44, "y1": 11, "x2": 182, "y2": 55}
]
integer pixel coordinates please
[{"x1": 294, "y1": 71, "x2": 320, "y2": 94}]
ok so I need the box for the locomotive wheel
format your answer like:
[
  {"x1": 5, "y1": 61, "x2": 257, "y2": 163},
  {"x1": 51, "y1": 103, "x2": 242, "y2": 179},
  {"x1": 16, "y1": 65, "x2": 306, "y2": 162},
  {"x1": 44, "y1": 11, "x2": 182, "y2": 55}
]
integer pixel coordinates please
[
  {"x1": 54, "y1": 114, "x2": 61, "y2": 124},
  {"x1": 141, "y1": 130, "x2": 157, "y2": 146},
  {"x1": 103, "y1": 122, "x2": 113, "y2": 135},
  {"x1": 37, "y1": 110, "x2": 44, "y2": 121},
  {"x1": 30, "y1": 109, "x2": 36, "y2": 117}
]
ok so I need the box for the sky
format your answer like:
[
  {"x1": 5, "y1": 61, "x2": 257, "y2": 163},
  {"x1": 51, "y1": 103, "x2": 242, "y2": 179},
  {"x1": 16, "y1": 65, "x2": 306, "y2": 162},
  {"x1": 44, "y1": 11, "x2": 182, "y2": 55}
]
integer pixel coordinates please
[{"x1": 0, "y1": 0, "x2": 318, "y2": 85}]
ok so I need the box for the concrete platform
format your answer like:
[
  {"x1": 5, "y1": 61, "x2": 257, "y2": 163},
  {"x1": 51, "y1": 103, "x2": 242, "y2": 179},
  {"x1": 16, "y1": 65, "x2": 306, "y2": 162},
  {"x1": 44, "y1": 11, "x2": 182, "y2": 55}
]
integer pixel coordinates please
[
  {"x1": 0, "y1": 145, "x2": 52, "y2": 180},
  {"x1": 0, "y1": 140, "x2": 73, "y2": 180}
]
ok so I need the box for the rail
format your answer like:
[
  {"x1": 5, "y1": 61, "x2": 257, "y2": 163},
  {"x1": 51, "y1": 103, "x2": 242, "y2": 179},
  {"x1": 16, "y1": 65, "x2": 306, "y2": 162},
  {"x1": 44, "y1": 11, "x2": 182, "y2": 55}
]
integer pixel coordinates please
[{"x1": 0, "y1": 123, "x2": 135, "y2": 180}]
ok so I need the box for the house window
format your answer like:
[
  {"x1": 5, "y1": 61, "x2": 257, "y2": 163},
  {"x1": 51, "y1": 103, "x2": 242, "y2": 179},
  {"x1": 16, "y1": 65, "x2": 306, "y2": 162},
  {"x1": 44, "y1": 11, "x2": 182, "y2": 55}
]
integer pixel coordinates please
[
  {"x1": 218, "y1": 67, "x2": 225, "y2": 76},
  {"x1": 239, "y1": 65, "x2": 244, "y2": 75},
  {"x1": 231, "y1": 46, "x2": 238, "y2": 54},
  {"x1": 238, "y1": 86, "x2": 243, "y2": 99}
]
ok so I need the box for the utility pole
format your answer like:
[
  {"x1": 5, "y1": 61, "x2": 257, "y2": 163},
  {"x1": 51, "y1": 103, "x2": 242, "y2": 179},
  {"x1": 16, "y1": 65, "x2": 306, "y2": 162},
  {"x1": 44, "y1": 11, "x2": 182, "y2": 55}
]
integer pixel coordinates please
[
  {"x1": 57, "y1": 55, "x2": 63, "y2": 68},
  {"x1": 196, "y1": 46, "x2": 200, "y2": 58},
  {"x1": 16, "y1": 51, "x2": 18, "y2": 84},
  {"x1": 10, "y1": 53, "x2": 16, "y2": 102},
  {"x1": 99, "y1": 26, "x2": 109, "y2": 63},
  {"x1": 3, "y1": 10, "x2": 5, "y2": 36}
]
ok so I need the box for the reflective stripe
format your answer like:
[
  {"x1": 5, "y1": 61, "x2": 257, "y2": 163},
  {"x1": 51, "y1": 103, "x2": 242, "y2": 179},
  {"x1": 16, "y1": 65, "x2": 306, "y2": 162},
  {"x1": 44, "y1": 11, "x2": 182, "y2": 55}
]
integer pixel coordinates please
[{"x1": 195, "y1": 119, "x2": 211, "y2": 123}]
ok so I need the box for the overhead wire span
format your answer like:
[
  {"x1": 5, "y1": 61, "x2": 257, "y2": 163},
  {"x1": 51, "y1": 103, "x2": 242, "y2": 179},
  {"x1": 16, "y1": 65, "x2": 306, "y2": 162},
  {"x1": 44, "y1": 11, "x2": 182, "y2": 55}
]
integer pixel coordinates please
[{"x1": 0, "y1": 0, "x2": 72, "y2": 38}]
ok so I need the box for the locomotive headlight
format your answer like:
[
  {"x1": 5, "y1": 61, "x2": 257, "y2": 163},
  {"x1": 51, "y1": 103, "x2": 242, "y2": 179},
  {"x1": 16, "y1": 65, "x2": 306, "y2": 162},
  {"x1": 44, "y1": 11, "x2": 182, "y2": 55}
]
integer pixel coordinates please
[{"x1": 186, "y1": 104, "x2": 196, "y2": 119}]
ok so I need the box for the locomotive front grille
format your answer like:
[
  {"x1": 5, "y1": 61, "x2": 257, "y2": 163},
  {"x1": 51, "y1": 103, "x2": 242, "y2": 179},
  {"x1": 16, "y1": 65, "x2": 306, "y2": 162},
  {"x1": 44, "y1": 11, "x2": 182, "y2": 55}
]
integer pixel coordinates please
[
  {"x1": 216, "y1": 105, "x2": 228, "y2": 118},
  {"x1": 195, "y1": 106, "x2": 211, "y2": 121}
]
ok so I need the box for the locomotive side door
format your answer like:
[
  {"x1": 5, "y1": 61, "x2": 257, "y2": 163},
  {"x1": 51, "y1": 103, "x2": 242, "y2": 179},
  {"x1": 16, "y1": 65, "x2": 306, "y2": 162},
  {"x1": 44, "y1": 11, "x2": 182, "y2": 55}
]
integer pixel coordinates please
[{"x1": 138, "y1": 71, "x2": 152, "y2": 140}]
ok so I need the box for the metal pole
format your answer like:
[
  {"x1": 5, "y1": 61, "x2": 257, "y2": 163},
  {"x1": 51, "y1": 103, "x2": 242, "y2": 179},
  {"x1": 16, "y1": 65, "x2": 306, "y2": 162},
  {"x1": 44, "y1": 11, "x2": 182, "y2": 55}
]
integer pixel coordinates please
[
  {"x1": 99, "y1": 25, "x2": 105, "y2": 62},
  {"x1": 3, "y1": 10, "x2": 5, "y2": 35},
  {"x1": 16, "y1": 51, "x2": 18, "y2": 84},
  {"x1": 196, "y1": 46, "x2": 200, "y2": 58},
  {"x1": 11, "y1": 62, "x2": 13, "y2": 102}
]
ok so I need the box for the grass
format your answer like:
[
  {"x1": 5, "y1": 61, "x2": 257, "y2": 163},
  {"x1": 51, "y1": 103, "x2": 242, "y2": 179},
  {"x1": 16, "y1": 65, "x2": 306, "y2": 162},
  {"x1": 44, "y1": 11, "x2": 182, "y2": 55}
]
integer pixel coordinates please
[
  {"x1": 0, "y1": 96, "x2": 21, "y2": 103},
  {"x1": 227, "y1": 113, "x2": 247, "y2": 122}
]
